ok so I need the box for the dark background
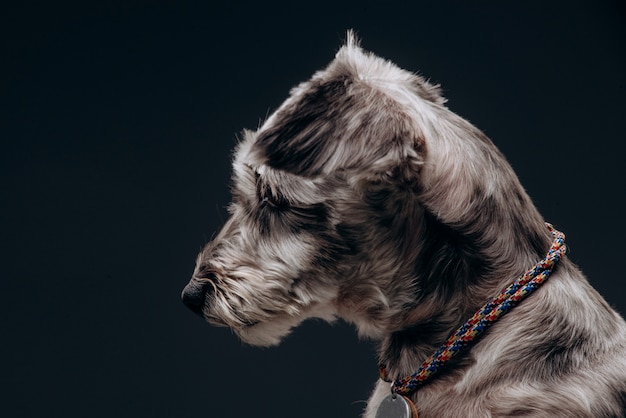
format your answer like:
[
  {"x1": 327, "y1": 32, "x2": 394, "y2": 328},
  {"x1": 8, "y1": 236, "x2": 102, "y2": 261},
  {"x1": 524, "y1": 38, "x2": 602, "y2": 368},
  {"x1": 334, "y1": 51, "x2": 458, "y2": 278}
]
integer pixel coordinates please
[{"x1": 2, "y1": 1, "x2": 625, "y2": 417}]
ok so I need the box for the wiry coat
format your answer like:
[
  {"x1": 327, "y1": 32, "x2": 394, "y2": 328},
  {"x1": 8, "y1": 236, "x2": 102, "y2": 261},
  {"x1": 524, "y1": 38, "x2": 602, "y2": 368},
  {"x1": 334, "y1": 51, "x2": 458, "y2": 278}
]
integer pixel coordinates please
[{"x1": 182, "y1": 33, "x2": 626, "y2": 417}]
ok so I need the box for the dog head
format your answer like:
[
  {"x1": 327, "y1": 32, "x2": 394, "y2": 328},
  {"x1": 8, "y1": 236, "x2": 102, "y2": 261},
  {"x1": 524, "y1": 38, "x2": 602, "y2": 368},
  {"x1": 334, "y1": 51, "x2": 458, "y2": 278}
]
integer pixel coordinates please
[{"x1": 181, "y1": 32, "x2": 547, "y2": 346}]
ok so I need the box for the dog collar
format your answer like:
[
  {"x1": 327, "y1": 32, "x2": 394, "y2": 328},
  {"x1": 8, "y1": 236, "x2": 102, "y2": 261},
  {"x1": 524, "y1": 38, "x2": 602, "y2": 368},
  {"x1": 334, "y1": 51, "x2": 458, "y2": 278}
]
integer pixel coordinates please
[{"x1": 378, "y1": 223, "x2": 566, "y2": 396}]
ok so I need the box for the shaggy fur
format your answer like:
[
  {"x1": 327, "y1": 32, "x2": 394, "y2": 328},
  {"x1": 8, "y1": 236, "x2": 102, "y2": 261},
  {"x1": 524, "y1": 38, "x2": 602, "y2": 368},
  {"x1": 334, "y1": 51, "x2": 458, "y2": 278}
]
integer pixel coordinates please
[{"x1": 182, "y1": 33, "x2": 626, "y2": 417}]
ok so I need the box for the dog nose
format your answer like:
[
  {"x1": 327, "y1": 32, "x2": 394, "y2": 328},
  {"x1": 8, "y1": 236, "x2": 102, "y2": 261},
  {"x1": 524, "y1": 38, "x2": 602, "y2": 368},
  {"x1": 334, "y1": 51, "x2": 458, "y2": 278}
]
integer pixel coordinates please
[{"x1": 181, "y1": 280, "x2": 209, "y2": 316}]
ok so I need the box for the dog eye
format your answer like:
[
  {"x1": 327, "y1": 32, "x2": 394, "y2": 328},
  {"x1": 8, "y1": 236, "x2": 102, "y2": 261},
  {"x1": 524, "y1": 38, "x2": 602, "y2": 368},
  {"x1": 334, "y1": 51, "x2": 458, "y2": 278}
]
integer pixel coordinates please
[
  {"x1": 255, "y1": 171, "x2": 289, "y2": 210},
  {"x1": 260, "y1": 193, "x2": 288, "y2": 210}
]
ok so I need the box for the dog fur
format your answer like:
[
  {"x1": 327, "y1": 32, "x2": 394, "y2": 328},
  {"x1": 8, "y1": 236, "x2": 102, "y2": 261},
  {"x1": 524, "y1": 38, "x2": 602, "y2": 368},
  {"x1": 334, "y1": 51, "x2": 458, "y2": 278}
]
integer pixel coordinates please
[{"x1": 182, "y1": 33, "x2": 626, "y2": 417}]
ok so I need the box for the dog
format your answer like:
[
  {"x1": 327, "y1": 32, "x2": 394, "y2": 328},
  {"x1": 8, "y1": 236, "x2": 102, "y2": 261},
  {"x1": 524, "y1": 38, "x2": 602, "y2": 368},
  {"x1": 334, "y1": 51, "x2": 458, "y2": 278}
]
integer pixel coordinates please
[{"x1": 182, "y1": 32, "x2": 626, "y2": 417}]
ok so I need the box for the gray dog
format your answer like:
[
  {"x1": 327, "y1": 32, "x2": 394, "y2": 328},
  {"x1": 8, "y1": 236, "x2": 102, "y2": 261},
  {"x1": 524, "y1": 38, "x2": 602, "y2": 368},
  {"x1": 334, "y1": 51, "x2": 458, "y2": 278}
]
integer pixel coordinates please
[{"x1": 182, "y1": 33, "x2": 626, "y2": 417}]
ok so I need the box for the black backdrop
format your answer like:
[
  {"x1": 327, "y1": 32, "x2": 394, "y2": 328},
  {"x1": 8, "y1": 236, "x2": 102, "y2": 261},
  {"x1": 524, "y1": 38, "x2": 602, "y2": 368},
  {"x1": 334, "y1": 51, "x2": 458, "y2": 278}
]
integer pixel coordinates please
[{"x1": 2, "y1": 1, "x2": 625, "y2": 417}]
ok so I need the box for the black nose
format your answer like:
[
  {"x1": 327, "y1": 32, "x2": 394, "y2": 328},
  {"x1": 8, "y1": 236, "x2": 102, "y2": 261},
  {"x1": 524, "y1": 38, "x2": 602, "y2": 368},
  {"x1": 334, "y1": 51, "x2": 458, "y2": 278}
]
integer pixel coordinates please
[{"x1": 181, "y1": 280, "x2": 209, "y2": 316}]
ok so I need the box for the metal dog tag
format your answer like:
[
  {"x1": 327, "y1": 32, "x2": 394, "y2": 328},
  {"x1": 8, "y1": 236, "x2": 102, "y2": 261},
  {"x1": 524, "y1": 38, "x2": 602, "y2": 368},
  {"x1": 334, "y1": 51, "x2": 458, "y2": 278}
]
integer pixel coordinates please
[{"x1": 375, "y1": 394, "x2": 418, "y2": 418}]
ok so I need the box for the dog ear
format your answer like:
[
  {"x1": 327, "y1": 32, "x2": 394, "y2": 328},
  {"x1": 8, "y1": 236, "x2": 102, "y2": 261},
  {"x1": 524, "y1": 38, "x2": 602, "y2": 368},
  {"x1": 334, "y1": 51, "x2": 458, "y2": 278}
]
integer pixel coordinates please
[
  {"x1": 252, "y1": 86, "x2": 426, "y2": 188},
  {"x1": 350, "y1": 125, "x2": 426, "y2": 190}
]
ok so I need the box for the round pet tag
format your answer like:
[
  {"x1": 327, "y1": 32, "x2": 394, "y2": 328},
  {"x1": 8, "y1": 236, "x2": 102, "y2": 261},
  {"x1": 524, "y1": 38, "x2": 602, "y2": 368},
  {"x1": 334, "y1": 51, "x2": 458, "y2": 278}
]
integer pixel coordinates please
[{"x1": 375, "y1": 394, "x2": 418, "y2": 418}]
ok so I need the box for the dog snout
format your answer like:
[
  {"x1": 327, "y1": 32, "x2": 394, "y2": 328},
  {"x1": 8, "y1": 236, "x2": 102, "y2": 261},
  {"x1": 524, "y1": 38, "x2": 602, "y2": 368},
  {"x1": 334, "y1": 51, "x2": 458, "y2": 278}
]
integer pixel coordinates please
[{"x1": 181, "y1": 279, "x2": 211, "y2": 316}]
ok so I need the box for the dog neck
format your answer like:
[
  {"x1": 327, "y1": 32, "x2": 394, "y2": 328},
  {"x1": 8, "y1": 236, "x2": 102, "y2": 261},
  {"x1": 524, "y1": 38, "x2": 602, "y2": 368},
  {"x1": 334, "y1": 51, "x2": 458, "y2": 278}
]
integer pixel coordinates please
[
  {"x1": 380, "y1": 224, "x2": 565, "y2": 394},
  {"x1": 377, "y1": 207, "x2": 555, "y2": 382}
]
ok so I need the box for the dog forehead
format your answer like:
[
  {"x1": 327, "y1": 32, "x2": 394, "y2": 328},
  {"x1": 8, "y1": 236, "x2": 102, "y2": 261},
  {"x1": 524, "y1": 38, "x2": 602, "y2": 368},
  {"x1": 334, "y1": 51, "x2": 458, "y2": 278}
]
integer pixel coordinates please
[{"x1": 239, "y1": 35, "x2": 442, "y2": 178}]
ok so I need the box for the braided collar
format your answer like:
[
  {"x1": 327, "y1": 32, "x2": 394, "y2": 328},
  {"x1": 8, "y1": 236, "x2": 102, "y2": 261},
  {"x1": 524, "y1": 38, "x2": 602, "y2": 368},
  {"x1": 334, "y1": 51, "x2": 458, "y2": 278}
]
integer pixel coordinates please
[{"x1": 379, "y1": 223, "x2": 566, "y2": 396}]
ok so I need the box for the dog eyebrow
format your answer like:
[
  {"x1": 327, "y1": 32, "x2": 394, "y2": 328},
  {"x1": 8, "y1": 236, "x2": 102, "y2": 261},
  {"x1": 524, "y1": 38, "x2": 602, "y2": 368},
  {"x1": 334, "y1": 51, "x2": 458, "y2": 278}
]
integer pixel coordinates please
[
  {"x1": 239, "y1": 162, "x2": 327, "y2": 207},
  {"x1": 254, "y1": 165, "x2": 293, "y2": 205}
]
